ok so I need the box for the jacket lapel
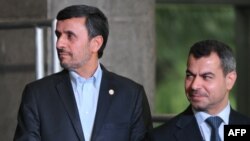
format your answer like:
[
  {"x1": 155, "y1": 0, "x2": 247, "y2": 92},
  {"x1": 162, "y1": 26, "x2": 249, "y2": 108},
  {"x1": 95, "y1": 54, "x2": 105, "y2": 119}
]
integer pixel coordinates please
[
  {"x1": 91, "y1": 67, "x2": 114, "y2": 140},
  {"x1": 56, "y1": 70, "x2": 85, "y2": 141},
  {"x1": 229, "y1": 108, "x2": 239, "y2": 124},
  {"x1": 174, "y1": 106, "x2": 204, "y2": 141}
]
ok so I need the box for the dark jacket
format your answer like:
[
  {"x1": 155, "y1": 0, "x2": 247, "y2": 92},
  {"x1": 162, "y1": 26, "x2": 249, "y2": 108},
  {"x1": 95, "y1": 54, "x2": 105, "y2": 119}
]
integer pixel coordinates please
[
  {"x1": 151, "y1": 105, "x2": 250, "y2": 141},
  {"x1": 14, "y1": 66, "x2": 152, "y2": 141}
]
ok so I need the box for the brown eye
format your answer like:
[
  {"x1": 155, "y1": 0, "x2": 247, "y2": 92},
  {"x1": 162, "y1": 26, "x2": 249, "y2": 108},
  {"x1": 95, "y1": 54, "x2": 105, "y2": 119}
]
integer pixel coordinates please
[
  {"x1": 65, "y1": 31, "x2": 77, "y2": 41},
  {"x1": 203, "y1": 75, "x2": 213, "y2": 80},
  {"x1": 67, "y1": 33, "x2": 73, "y2": 39},
  {"x1": 186, "y1": 73, "x2": 193, "y2": 80}
]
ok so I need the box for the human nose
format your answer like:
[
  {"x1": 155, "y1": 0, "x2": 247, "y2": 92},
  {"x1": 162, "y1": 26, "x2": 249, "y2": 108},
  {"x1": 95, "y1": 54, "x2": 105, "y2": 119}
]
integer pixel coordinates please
[
  {"x1": 190, "y1": 76, "x2": 201, "y2": 90},
  {"x1": 56, "y1": 36, "x2": 65, "y2": 49}
]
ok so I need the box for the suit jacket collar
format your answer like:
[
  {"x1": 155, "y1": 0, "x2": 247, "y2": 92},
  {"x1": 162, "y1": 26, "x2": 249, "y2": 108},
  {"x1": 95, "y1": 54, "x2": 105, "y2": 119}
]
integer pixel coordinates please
[
  {"x1": 55, "y1": 66, "x2": 116, "y2": 141},
  {"x1": 229, "y1": 109, "x2": 239, "y2": 124},
  {"x1": 55, "y1": 70, "x2": 85, "y2": 141},
  {"x1": 174, "y1": 105, "x2": 250, "y2": 141},
  {"x1": 91, "y1": 65, "x2": 115, "y2": 140},
  {"x1": 174, "y1": 106, "x2": 203, "y2": 141}
]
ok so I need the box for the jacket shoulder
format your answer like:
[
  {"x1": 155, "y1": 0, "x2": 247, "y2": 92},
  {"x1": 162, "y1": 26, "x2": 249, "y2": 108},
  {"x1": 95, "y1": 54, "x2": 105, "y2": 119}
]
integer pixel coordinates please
[
  {"x1": 24, "y1": 70, "x2": 68, "y2": 90},
  {"x1": 230, "y1": 109, "x2": 250, "y2": 124},
  {"x1": 151, "y1": 106, "x2": 197, "y2": 141},
  {"x1": 104, "y1": 69, "x2": 143, "y2": 88}
]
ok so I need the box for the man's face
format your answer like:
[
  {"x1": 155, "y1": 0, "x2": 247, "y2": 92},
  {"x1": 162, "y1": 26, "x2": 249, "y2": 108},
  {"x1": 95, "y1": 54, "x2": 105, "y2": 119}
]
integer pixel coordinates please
[
  {"x1": 55, "y1": 17, "x2": 92, "y2": 71},
  {"x1": 185, "y1": 52, "x2": 236, "y2": 115}
]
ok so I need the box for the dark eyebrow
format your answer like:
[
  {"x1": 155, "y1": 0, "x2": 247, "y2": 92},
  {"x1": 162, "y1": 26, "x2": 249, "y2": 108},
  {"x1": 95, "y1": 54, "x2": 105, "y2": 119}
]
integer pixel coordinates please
[
  {"x1": 65, "y1": 30, "x2": 75, "y2": 35},
  {"x1": 64, "y1": 30, "x2": 77, "y2": 38},
  {"x1": 185, "y1": 70, "x2": 214, "y2": 76},
  {"x1": 186, "y1": 70, "x2": 193, "y2": 75},
  {"x1": 200, "y1": 72, "x2": 214, "y2": 76},
  {"x1": 54, "y1": 30, "x2": 76, "y2": 38}
]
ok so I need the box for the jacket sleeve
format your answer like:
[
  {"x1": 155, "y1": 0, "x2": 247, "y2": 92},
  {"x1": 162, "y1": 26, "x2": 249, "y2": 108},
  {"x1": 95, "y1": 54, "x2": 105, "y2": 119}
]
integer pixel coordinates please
[
  {"x1": 130, "y1": 85, "x2": 153, "y2": 141},
  {"x1": 14, "y1": 85, "x2": 41, "y2": 141}
]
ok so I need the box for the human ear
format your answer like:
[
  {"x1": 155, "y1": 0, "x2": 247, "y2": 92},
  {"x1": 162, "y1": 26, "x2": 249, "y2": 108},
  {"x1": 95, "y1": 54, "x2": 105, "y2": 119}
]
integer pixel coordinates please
[
  {"x1": 226, "y1": 71, "x2": 237, "y2": 90},
  {"x1": 90, "y1": 35, "x2": 103, "y2": 52}
]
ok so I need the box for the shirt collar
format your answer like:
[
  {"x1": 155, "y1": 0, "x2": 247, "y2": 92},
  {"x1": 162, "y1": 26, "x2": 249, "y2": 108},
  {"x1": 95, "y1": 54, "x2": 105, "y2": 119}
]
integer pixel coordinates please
[
  {"x1": 69, "y1": 63, "x2": 102, "y2": 88},
  {"x1": 194, "y1": 102, "x2": 231, "y2": 125}
]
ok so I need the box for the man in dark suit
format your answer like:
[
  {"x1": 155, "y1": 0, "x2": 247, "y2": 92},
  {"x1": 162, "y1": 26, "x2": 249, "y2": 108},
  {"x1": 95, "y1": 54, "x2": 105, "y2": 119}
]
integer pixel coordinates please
[
  {"x1": 14, "y1": 5, "x2": 152, "y2": 141},
  {"x1": 152, "y1": 40, "x2": 250, "y2": 141}
]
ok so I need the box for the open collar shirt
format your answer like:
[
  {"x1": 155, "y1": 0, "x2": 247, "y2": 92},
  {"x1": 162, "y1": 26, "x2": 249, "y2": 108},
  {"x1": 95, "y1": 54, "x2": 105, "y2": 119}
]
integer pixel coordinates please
[{"x1": 69, "y1": 63, "x2": 102, "y2": 141}]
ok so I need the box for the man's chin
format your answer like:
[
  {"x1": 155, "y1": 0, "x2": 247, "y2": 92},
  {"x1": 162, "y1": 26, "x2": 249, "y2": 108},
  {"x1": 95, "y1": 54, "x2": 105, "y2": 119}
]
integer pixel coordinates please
[
  {"x1": 60, "y1": 63, "x2": 78, "y2": 71},
  {"x1": 60, "y1": 63, "x2": 70, "y2": 69},
  {"x1": 191, "y1": 103, "x2": 207, "y2": 112}
]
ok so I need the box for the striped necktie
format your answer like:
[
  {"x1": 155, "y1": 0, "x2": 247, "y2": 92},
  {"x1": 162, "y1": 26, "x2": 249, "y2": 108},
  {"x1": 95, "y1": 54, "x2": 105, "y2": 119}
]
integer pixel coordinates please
[{"x1": 205, "y1": 116, "x2": 223, "y2": 141}]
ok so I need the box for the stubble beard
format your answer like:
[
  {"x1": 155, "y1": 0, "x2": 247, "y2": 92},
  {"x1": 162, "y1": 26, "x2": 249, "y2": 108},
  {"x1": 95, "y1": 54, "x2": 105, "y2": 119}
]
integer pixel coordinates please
[
  {"x1": 60, "y1": 53, "x2": 91, "y2": 71},
  {"x1": 187, "y1": 90, "x2": 209, "y2": 112}
]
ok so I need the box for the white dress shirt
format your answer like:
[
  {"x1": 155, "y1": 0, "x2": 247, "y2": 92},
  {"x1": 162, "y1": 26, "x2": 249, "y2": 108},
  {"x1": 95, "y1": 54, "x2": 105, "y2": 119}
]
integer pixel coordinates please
[
  {"x1": 194, "y1": 102, "x2": 231, "y2": 141},
  {"x1": 70, "y1": 64, "x2": 102, "y2": 141}
]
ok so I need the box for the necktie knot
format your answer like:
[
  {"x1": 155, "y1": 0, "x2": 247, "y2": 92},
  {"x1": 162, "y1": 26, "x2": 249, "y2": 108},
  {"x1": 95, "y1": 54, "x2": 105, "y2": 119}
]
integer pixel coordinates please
[{"x1": 206, "y1": 116, "x2": 223, "y2": 129}]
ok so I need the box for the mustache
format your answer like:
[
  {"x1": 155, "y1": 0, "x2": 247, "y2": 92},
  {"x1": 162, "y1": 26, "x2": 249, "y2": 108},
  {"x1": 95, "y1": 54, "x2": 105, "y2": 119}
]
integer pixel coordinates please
[
  {"x1": 57, "y1": 48, "x2": 70, "y2": 54},
  {"x1": 57, "y1": 48, "x2": 66, "y2": 52},
  {"x1": 189, "y1": 90, "x2": 208, "y2": 97}
]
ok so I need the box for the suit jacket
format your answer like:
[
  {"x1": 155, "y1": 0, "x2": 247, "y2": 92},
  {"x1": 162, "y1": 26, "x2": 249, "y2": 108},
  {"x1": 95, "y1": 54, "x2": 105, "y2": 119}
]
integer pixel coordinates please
[
  {"x1": 14, "y1": 66, "x2": 152, "y2": 141},
  {"x1": 151, "y1": 105, "x2": 250, "y2": 141}
]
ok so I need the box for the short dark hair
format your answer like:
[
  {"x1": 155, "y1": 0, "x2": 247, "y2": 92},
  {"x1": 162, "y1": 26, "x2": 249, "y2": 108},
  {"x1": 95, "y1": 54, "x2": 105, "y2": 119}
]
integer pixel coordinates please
[
  {"x1": 188, "y1": 40, "x2": 236, "y2": 75},
  {"x1": 56, "y1": 5, "x2": 109, "y2": 58}
]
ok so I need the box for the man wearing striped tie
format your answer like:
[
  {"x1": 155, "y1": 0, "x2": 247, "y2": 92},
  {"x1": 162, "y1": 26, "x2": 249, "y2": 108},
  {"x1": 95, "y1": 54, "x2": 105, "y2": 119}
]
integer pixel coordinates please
[{"x1": 151, "y1": 40, "x2": 250, "y2": 141}]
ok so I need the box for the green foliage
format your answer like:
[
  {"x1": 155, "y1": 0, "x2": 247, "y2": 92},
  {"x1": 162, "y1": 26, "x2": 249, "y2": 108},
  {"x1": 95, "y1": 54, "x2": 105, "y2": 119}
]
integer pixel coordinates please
[{"x1": 155, "y1": 4, "x2": 235, "y2": 114}]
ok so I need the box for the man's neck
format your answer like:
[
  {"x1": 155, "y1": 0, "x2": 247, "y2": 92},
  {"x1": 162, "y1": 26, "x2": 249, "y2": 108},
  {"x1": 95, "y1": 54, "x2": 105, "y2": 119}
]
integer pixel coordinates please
[{"x1": 75, "y1": 60, "x2": 99, "y2": 79}]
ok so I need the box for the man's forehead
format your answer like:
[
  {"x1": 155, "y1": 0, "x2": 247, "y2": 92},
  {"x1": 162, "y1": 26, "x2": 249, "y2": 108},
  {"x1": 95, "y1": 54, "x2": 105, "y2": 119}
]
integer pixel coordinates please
[
  {"x1": 187, "y1": 53, "x2": 222, "y2": 72},
  {"x1": 56, "y1": 17, "x2": 87, "y2": 25}
]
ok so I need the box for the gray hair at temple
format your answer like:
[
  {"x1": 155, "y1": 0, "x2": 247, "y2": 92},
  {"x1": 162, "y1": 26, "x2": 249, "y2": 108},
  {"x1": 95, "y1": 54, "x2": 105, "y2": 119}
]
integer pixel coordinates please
[{"x1": 188, "y1": 39, "x2": 236, "y2": 76}]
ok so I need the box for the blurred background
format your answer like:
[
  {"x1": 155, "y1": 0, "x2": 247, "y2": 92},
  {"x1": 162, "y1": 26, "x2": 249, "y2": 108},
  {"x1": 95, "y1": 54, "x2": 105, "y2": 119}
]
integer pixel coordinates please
[
  {"x1": 1, "y1": 0, "x2": 250, "y2": 140},
  {"x1": 155, "y1": 4, "x2": 236, "y2": 114}
]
